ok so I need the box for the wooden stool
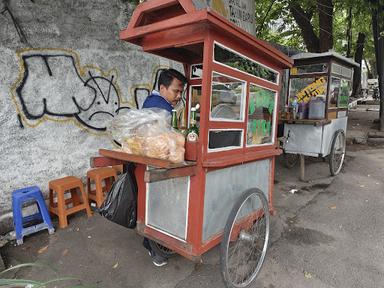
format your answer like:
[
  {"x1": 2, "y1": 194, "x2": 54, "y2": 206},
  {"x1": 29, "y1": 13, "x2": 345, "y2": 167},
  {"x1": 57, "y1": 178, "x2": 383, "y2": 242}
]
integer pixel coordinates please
[
  {"x1": 87, "y1": 167, "x2": 117, "y2": 208},
  {"x1": 49, "y1": 176, "x2": 92, "y2": 229}
]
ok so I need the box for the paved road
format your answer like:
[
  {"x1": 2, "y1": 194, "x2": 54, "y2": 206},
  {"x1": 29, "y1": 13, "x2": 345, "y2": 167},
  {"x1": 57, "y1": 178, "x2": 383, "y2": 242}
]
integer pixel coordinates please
[{"x1": 2, "y1": 148, "x2": 384, "y2": 288}]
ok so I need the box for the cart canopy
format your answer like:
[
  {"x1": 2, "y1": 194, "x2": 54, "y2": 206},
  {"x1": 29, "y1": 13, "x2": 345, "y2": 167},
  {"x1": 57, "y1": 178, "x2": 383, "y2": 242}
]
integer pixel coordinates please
[{"x1": 119, "y1": 0, "x2": 293, "y2": 68}]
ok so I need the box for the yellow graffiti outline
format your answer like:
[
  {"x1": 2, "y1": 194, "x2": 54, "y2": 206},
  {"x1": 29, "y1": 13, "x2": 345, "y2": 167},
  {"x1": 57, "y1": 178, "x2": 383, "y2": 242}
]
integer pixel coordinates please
[
  {"x1": 296, "y1": 76, "x2": 326, "y2": 103},
  {"x1": 129, "y1": 65, "x2": 170, "y2": 108},
  {"x1": 211, "y1": 0, "x2": 228, "y2": 18},
  {"x1": 10, "y1": 48, "x2": 128, "y2": 137}
]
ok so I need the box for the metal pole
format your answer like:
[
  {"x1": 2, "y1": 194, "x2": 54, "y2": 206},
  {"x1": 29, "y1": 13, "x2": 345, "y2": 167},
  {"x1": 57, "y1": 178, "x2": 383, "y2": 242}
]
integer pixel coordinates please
[{"x1": 299, "y1": 154, "x2": 305, "y2": 182}]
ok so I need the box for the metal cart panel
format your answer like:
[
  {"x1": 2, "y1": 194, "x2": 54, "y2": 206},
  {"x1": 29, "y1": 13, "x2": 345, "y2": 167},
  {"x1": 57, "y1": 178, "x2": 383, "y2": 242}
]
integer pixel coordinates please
[
  {"x1": 146, "y1": 176, "x2": 190, "y2": 241},
  {"x1": 202, "y1": 159, "x2": 271, "y2": 242},
  {"x1": 283, "y1": 124, "x2": 323, "y2": 156},
  {"x1": 321, "y1": 117, "x2": 347, "y2": 156},
  {"x1": 283, "y1": 117, "x2": 347, "y2": 157}
]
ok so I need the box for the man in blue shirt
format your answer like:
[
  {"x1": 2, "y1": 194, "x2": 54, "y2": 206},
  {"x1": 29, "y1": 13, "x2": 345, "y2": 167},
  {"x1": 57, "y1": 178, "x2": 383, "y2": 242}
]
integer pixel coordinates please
[
  {"x1": 143, "y1": 68, "x2": 187, "y2": 115},
  {"x1": 142, "y1": 68, "x2": 187, "y2": 267}
]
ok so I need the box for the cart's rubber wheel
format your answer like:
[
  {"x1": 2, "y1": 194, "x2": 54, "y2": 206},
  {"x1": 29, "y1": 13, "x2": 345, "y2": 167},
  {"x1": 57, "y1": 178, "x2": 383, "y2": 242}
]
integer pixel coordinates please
[
  {"x1": 329, "y1": 129, "x2": 346, "y2": 176},
  {"x1": 148, "y1": 240, "x2": 176, "y2": 258},
  {"x1": 220, "y1": 188, "x2": 270, "y2": 288},
  {"x1": 283, "y1": 152, "x2": 299, "y2": 168}
]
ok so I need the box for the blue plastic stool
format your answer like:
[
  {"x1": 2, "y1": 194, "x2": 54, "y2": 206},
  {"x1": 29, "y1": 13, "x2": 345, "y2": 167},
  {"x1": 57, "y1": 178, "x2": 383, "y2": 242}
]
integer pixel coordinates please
[{"x1": 12, "y1": 186, "x2": 54, "y2": 245}]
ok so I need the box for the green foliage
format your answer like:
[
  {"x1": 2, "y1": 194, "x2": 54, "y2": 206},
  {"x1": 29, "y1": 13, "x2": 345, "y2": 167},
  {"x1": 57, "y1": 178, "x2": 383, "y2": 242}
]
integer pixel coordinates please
[
  {"x1": 0, "y1": 263, "x2": 95, "y2": 288},
  {"x1": 255, "y1": 0, "x2": 304, "y2": 48},
  {"x1": 255, "y1": 0, "x2": 376, "y2": 63},
  {"x1": 333, "y1": 0, "x2": 374, "y2": 59}
]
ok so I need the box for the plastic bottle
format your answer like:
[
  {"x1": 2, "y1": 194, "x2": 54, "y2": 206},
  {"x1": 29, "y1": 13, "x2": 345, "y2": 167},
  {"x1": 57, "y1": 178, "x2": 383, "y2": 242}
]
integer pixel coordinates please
[
  {"x1": 291, "y1": 97, "x2": 298, "y2": 119},
  {"x1": 171, "y1": 109, "x2": 178, "y2": 130},
  {"x1": 187, "y1": 108, "x2": 199, "y2": 142},
  {"x1": 308, "y1": 96, "x2": 325, "y2": 119}
]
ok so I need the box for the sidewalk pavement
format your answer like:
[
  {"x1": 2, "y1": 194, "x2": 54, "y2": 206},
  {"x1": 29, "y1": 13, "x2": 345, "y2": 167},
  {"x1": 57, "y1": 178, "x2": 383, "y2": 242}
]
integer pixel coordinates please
[
  {"x1": 2, "y1": 106, "x2": 384, "y2": 288},
  {"x1": 347, "y1": 104, "x2": 380, "y2": 145}
]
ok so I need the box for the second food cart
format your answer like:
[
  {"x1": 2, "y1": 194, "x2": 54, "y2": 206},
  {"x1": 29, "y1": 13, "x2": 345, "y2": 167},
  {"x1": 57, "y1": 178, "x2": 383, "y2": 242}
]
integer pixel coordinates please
[{"x1": 281, "y1": 52, "x2": 358, "y2": 180}]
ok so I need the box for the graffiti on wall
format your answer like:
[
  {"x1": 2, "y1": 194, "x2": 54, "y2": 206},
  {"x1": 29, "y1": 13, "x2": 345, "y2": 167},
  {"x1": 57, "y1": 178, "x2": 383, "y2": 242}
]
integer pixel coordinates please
[
  {"x1": 11, "y1": 48, "x2": 169, "y2": 133},
  {"x1": 11, "y1": 48, "x2": 129, "y2": 132},
  {"x1": 131, "y1": 68, "x2": 166, "y2": 109}
]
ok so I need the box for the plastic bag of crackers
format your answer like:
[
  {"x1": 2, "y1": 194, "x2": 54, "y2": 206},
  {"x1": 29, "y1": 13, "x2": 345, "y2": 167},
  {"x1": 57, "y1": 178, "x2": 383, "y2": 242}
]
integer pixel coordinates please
[{"x1": 109, "y1": 108, "x2": 185, "y2": 163}]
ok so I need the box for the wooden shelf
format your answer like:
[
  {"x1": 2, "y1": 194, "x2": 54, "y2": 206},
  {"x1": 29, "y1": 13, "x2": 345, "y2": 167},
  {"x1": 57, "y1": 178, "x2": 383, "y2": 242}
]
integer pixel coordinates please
[
  {"x1": 202, "y1": 148, "x2": 281, "y2": 168},
  {"x1": 144, "y1": 165, "x2": 197, "y2": 183},
  {"x1": 280, "y1": 119, "x2": 331, "y2": 127},
  {"x1": 99, "y1": 149, "x2": 196, "y2": 169}
]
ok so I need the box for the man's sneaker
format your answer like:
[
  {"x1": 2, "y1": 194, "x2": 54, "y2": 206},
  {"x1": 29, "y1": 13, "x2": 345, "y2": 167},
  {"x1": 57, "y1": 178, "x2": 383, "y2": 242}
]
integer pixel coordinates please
[{"x1": 148, "y1": 251, "x2": 168, "y2": 267}]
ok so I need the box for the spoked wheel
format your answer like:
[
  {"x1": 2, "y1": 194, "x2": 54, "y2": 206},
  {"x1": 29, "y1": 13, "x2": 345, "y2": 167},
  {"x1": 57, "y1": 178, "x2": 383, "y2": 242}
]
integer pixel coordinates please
[
  {"x1": 283, "y1": 152, "x2": 299, "y2": 168},
  {"x1": 329, "y1": 129, "x2": 346, "y2": 176},
  {"x1": 220, "y1": 188, "x2": 270, "y2": 288},
  {"x1": 149, "y1": 240, "x2": 176, "y2": 258}
]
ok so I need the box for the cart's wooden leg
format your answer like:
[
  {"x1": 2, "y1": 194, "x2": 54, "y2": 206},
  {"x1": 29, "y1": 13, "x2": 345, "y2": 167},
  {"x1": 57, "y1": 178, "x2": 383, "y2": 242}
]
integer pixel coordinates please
[{"x1": 299, "y1": 154, "x2": 305, "y2": 182}]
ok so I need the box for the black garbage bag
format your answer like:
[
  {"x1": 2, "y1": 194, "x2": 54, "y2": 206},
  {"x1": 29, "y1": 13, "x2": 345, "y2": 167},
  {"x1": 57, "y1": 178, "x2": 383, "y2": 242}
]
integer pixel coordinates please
[{"x1": 99, "y1": 163, "x2": 137, "y2": 229}]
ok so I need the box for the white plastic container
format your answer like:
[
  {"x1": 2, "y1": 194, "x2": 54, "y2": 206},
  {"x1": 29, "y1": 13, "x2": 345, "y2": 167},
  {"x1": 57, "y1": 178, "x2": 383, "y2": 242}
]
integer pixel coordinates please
[{"x1": 308, "y1": 96, "x2": 325, "y2": 119}]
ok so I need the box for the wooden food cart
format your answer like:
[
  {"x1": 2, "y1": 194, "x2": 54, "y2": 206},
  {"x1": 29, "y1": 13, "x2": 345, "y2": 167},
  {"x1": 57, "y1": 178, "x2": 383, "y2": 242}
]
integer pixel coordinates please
[
  {"x1": 96, "y1": 0, "x2": 292, "y2": 286},
  {"x1": 281, "y1": 52, "x2": 358, "y2": 180}
]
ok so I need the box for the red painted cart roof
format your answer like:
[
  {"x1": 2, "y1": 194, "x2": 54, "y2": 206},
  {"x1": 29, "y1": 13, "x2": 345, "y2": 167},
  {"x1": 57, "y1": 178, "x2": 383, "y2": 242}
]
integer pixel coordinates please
[{"x1": 120, "y1": 0, "x2": 293, "y2": 68}]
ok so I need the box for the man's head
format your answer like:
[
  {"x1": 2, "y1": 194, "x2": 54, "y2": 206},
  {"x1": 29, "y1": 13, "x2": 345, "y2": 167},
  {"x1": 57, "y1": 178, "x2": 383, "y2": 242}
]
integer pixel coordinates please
[{"x1": 158, "y1": 69, "x2": 187, "y2": 107}]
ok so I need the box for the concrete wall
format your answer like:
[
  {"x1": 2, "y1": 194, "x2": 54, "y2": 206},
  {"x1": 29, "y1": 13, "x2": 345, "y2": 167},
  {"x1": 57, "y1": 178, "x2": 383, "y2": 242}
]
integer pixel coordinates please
[{"x1": 0, "y1": 0, "x2": 182, "y2": 232}]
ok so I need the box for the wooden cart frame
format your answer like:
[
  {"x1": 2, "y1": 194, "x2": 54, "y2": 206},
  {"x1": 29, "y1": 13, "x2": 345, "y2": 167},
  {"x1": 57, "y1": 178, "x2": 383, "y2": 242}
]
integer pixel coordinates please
[{"x1": 95, "y1": 0, "x2": 292, "y2": 286}]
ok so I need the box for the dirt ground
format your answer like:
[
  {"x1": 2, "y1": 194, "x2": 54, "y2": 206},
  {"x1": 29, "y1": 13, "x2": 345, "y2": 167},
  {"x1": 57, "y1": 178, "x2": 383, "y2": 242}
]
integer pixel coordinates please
[{"x1": 1, "y1": 104, "x2": 384, "y2": 288}]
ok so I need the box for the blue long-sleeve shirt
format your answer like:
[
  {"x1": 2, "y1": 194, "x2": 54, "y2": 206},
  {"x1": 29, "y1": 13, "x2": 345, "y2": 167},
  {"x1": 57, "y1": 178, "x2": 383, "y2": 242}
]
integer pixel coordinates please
[{"x1": 142, "y1": 91, "x2": 173, "y2": 114}]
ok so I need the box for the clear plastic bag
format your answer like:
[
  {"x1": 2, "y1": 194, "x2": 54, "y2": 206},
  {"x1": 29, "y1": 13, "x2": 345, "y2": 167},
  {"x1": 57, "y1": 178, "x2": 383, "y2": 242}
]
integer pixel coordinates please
[{"x1": 109, "y1": 108, "x2": 185, "y2": 163}]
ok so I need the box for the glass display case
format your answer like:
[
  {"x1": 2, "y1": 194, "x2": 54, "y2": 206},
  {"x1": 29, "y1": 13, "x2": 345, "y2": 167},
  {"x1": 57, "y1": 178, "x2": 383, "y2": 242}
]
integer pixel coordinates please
[
  {"x1": 286, "y1": 52, "x2": 356, "y2": 121},
  {"x1": 116, "y1": 0, "x2": 293, "y2": 283},
  {"x1": 281, "y1": 52, "x2": 359, "y2": 180}
]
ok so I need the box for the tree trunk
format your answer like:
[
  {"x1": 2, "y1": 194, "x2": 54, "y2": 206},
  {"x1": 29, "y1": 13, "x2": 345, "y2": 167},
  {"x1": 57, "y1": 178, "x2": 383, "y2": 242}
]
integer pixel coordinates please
[
  {"x1": 371, "y1": 0, "x2": 384, "y2": 123},
  {"x1": 379, "y1": 37, "x2": 384, "y2": 131},
  {"x1": 289, "y1": 2, "x2": 320, "y2": 52},
  {"x1": 317, "y1": 0, "x2": 333, "y2": 52},
  {"x1": 352, "y1": 33, "x2": 366, "y2": 98},
  {"x1": 372, "y1": 3, "x2": 379, "y2": 79},
  {"x1": 346, "y1": 6, "x2": 353, "y2": 58}
]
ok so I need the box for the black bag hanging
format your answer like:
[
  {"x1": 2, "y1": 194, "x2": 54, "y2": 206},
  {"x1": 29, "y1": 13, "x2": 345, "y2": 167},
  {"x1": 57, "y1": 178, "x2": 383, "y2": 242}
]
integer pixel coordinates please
[{"x1": 99, "y1": 163, "x2": 137, "y2": 229}]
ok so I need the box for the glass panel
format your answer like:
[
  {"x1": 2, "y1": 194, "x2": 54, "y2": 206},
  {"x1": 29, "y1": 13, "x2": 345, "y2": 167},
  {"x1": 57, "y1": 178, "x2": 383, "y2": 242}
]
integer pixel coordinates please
[
  {"x1": 332, "y1": 63, "x2": 342, "y2": 75},
  {"x1": 289, "y1": 76, "x2": 328, "y2": 104},
  {"x1": 208, "y1": 130, "x2": 242, "y2": 150},
  {"x1": 190, "y1": 64, "x2": 203, "y2": 79},
  {"x1": 214, "y1": 43, "x2": 278, "y2": 83},
  {"x1": 247, "y1": 85, "x2": 276, "y2": 145},
  {"x1": 338, "y1": 79, "x2": 351, "y2": 108},
  {"x1": 211, "y1": 72, "x2": 245, "y2": 121},
  {"x1": 329, "y1": 77, "x2": 340, "y2": 108},
  {"x1": 332, "y1": 63, "x2": 352, "y2": 79},
  {"x1": 291, "y1": 63, "x2": 327, "y2": 75},
  {"x1": 190, "y1": 86, "x2": 201, "y2": 123},
  {"x1": 342, "y1": 66, "x2": 352, "y2": 78}
]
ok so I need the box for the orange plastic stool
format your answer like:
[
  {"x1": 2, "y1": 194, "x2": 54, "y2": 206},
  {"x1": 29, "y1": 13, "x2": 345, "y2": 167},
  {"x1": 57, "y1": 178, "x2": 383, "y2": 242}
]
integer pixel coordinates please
[
  {"x1": 87, "y1": 167, "x2": 117, "y2": 208},
  {"x1": 49, "y1": 176, "x2": 92, "y2": 229}
]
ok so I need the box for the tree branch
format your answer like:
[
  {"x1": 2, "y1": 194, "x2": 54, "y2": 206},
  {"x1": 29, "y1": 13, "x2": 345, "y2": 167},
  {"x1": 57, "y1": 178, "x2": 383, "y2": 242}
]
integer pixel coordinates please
[
  {"x1": 289, "y1": 1, "x2": 320, "y2": 52},
  {"x1": 256, "y1": 0, "x2": 276, "y2": 37}
]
